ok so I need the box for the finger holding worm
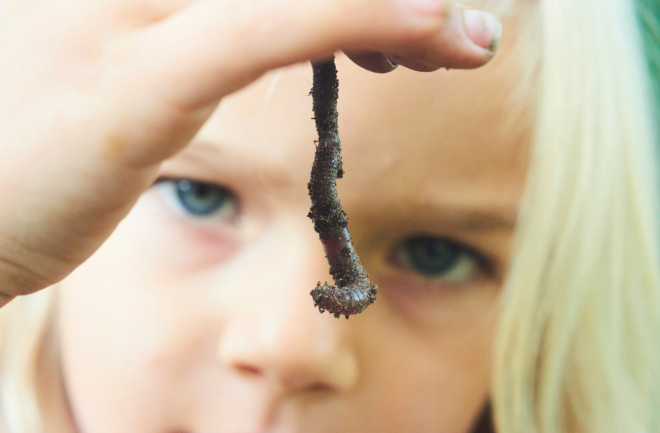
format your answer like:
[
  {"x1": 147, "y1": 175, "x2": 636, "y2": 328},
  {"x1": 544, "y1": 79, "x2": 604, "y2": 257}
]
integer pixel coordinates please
[{"x1": 307, "y1": 57, "x2": 377, "y2": 319}]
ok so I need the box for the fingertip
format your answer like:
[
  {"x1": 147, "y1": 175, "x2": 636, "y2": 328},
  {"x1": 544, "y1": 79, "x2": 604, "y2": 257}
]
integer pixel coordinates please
[
  {"x1": 345, "y1": 51, "x2": 398, "y2": 73},
  {"x1": 389, "y1": 0, "x2": 501, "y2": 70},
  {"x1": 462, "y1": 9, "x2": 502, "y2": 54}
]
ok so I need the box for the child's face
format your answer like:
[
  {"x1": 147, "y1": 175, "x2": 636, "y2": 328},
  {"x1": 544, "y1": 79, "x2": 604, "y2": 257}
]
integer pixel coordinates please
[{"x1": 56, "y1": 50, "x2": 528, "y2": 433}]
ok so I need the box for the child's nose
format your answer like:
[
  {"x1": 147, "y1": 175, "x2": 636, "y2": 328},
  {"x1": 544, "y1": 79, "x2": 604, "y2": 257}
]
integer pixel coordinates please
[{"x1": 216, "y1": 227, "x2": 360, "y2": 395}]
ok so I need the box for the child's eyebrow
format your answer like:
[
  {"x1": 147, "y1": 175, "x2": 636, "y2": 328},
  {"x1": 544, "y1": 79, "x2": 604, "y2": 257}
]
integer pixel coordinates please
[
  {"x1": 361, "y1": 201, "x2": 518, "y2": 234},
  {"x1": 399, "y1": 184, "x2": 520, "y2": 233},
  {"x1": 435, "y1": 206, "x2": 518, "y2": 231},
  {"x1": 165, "y1": 139, "x2": 302, "y2": 189}
]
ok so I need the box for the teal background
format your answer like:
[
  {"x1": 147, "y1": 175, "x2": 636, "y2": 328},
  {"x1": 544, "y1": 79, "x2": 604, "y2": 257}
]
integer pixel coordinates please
[{"x1": 636, "y1": 0, "x2": 660, "y2": 125}]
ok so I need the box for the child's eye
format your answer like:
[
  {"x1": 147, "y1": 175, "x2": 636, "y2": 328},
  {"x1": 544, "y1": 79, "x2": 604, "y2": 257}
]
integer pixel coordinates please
[
  {"x1": 154, "y1": 178, "x2": 239, "y2": 221},
  {"x1": 392, "y1": 236, "x2": 482, "y2": 282}
]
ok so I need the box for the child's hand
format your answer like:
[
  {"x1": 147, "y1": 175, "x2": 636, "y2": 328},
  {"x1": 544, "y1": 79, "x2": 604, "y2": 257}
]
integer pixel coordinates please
[{"x1": 0, "y1": 0, "x2": 501, "y2": 304}]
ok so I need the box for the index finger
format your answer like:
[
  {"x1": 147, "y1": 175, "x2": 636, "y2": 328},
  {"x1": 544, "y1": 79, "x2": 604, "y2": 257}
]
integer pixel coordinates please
[{"x1": 346, "y1": 4, "x2": 502, "y2": 73}]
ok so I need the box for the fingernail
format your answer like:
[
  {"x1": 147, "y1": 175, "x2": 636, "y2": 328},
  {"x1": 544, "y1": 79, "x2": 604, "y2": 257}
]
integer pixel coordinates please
[
  {"x1": 385, "y1": 56, "x2": 398, "y2": 69},
  {"x1": 463, "y1": 10, "x2": 502, "y2": 53}
]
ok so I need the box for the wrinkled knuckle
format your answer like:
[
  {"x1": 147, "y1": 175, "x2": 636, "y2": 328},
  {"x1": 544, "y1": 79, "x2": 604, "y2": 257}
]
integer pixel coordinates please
[
  {"x1": 413, "y1": 0, "x2": 454, "y2": 19},
  {"x1": 401, "y1": 0, "x2": 455, "y2": 41},
  {"x1": 421, "y1": 0, "x2": 454, "y2": 21}
]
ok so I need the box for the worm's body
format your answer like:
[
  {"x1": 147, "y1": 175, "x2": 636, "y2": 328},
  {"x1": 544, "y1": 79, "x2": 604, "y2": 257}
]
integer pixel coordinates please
[{"x1": 307, "y1": 58, "x2": 377, "y2": 319}]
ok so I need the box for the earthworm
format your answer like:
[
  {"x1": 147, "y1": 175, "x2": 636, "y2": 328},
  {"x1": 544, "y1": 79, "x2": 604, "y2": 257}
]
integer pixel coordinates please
[{"x1": 307, "y1": 57, "x2": 377, "y2": 319}]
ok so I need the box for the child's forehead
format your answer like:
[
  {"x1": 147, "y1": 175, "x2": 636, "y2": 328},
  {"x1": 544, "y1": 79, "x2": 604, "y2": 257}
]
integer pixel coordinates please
[
  {"x1": 199, "y1": 50, "x2": 524, "y2": 155},
  {"x1": 169, "y1": 47, "x2": 529, "y2": 215}
]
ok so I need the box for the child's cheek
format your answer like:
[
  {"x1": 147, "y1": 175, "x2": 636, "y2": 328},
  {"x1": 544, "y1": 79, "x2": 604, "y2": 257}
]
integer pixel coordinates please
[
  {"x1": 146, "y1": 222, "x2": 242, "y2": 272},
  {"x1": 116, "y1": 191, "x2": 244, "y2": 273}
]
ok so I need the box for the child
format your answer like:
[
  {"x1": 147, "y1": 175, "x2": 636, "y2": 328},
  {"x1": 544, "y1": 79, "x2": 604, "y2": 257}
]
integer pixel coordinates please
[{"x1": 1, "y1": 0, "x2": 658, "y2": 432}]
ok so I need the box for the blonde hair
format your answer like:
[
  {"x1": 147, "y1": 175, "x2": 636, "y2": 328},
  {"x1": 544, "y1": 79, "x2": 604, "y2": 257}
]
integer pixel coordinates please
[
  {"x1": 1, "y1": 1, "x2": 659, "y2": 432},
  {"x1": 0, "y1": 288, "x2": 73, "y2": 432},
  {"x1": 493, "y1": 0, "x2": 660, "y2": 432}
]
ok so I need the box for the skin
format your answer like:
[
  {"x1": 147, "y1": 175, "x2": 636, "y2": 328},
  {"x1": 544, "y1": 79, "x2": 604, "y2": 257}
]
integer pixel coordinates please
[{"x1": 55, "y1": 33, "x2": 529, "y2": 433}]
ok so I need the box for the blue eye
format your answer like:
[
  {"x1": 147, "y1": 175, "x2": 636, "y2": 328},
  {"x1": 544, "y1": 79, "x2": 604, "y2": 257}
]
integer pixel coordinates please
[
  {"x1": 393, "y1": 236, "x2": 479, "y2": 282},
  {"x1": 155, "y1": 178, "x2": 239, "y2": 221}
]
